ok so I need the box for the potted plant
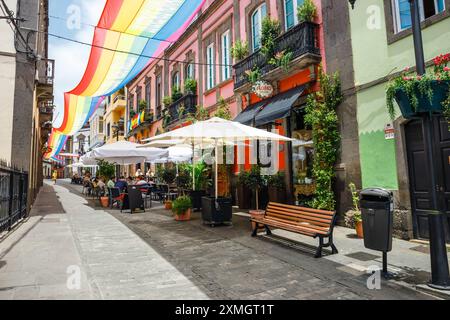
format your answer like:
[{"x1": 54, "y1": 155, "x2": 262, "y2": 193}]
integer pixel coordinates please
[
  {"x1": 344, "y1": 183, "x2": 363, "y2": 238},
  {"x1": 243, "y1": 166, "x2": 266, "y2": 221},
  {"x1": 261, "y1": 17, "x2": 281, "y2": 61},
  {"x1": 266, "y1": 172, "x2": 286, "y2": 203},
  {"x1": 162, "y1": 96, "x2": 172, "y2": 108},
  {"x1": 184, "y1": 78, "x2": 197, "y2": 95},
  {"x1": 161, "y1": 167, "x2": 176, "y2": 210},
  {"x1": 97, "y1": 159, "x2": 115, "y2": 208},
  {"x1": 138, "y1": 100, "x2": 147, "y2": 113},
  {"x1": 231, "y1": 40, "x2": 249, "y2": 61},
  {"x1": 297, "y1": 0, "x2": 317, "y2": 23},
  {"x1": 172, "y1": 196, "x2": 193, "y2": 221},
  {"x1": 188, "y1": 162, "x2": 210, "y2": 211},
  {"x1": 171, "y1": 85, "x2": 183, "y2": 102},
  {"x1": 386, "y1": 53, "x2": 450, "y2": 120}
]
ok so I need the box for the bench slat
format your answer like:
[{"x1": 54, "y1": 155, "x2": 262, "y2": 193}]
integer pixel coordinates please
[
  {"x1": 266, "y1": 205, "x2": 334, "y2": 221},
  {"x1": 266, "y1": 209, "x2": 333, "y2": 226},
  {"x1": 264, "y1": 217, "x2": 330, "y2": 234},
  {"x1": 268, "y1": 202, "x2": 335, "y2": 216},
  {"x1": 258, "y1": 217, "x2": 329, "y2": 236}
]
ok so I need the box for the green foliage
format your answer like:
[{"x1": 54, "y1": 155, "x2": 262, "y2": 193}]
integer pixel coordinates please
[
  {"x1": 138, "y1": 100, "x2": 147, "y2": 112},
  {"x1": 184, "y1": 78, "x2": 197, "y2": 94},
  {"x1": 176, "y1": 164, "x2": 192, "y2": 191},
  {"x1": 261, "y1": 17, "x2": 281, "y2": 60},
  {"x1": 171, "y1": 86, "x2": 183, "y2": 102},
  {"x1": 269, "y1": 50, "x2": 293, "y2": 73},
  {"x1": 304, "y1": 67, "x2": 342, "y2": 211},
  {"x1": 162, "y1": 109, "x2": 172, "y2": 128},
  {"x1": 231, "y1": 40, "x2": 249, "y2": 61},
  {"x1": 129, "y1": 109, "x2": 136, "y2": 118},
  {"x1": 443, "y1": 86, "x2": 450, "y2": 120},
  {"x1": 187, "y1": 105, "x2": 210, "y2": 123},
  {"x1": 97, "y1": 159, "x2": 115, "y2": 180},
  {"x1": 163, "y1": 96, "x2": 173, "y2": 107},
  {"x1": 172, "y1": 196, "x2": 192, "y2": 215},
  {"x1": 160, "y1": 166, "x2": 176, "y2": 184},
  {"x1": 266, "y1": 172, "x2": 285, "y2": 190},
  {"x1": 297, "y1": 0, "x2": 317, "y2": 22},
  {"x1": 215, "y1": 97, "x2": 232, "y2": 120},
  {"x1": 245, "y1": 68, "x2": 261, "y2": 84},
  {"x1": 192, "y1": 161, "x2": 211, "y2": 191}
]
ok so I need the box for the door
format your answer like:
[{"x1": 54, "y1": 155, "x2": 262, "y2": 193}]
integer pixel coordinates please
[{"x1": 405, "y1": 116, "x2": 450, "y2": 242}]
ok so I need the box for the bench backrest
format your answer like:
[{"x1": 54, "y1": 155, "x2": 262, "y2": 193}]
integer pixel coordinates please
[{"x1": 265, "y1": 202, "x2": 336, "y2": 233}]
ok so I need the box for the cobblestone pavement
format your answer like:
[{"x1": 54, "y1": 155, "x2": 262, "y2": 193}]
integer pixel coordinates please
[
  {"x1": 0, "y1": 182, "x2": 207, "y2": 300},
  {"x1": 61, "y1": 181, "x2": 437, "y2": 300}
]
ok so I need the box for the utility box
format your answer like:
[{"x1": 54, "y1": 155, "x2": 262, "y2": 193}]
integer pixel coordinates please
[{"x1": 360, "y1": 188, "x2": 394, "y2": 252}]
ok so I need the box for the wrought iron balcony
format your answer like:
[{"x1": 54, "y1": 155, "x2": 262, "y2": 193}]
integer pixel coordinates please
[
  {"x1": 233, "y1": 22, "x2": 320, "y2": 90},
  {"x1": 166, "y1": 94, "x2": 197, "y2": 126}
]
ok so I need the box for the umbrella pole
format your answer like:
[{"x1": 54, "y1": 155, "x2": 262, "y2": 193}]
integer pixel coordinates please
[
  {"x1": 215, "y1": 141, "x2": 218, "y2": 201},
  {"x1": 192, "y1": 143, "x2": 195, "y2": 191}
]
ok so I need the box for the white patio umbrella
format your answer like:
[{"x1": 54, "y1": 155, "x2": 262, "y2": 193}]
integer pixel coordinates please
[
  {"x1": 147, "y1": 117, "x2": 294, "y2": 201},
  {"x1": 89, "y1": 141, "x2": 168, "y2": 165}
]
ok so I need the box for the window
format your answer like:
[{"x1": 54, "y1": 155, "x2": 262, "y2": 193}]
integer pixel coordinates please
[
  {"x1": 136, "y1": 87, "x2": 142, "y2": 107},
  {"x1": 284, "y1": 0, "x2": 304, "y2": 30},
  {"x1": 145, "y1": 81, "x2": 151, "y2": 112},
  {"x1": 99, "y1": 116, "x2": 104, "y2": 134},
  {"x1": 155, "y1": 75, "x2": 162, "y2": 107},
  {"x1": 393, "y1": 0, "x2": 445, "y2": 33},
  {"x1": 107, "y1": 122, "x2": 111, "y2": 138},
  {"x1": 206, "y1": 43, "x2": 215, "y2": 90},
  {"x1": 221, "y1": 30, "x2": 231, "y2": 81},
  {"x1": 172, "y1": 72, "x2": 180, "y2": 89},
  {"x1": 251, "y1": 3, "x2": 267, "y2": 51},
  {"x1": 186, "y1": 63, "x2": 195, "y2": 80}
]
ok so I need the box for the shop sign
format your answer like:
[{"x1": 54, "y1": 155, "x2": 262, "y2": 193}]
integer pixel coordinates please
[
  {"x1": 252, "y1": 81, "x2": 274, "y2": 99},
  {"x1": 384, "y1": 123, "x2": 395, "y2": 140}
]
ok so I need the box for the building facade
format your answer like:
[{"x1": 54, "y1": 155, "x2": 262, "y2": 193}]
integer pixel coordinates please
[
  {"x1": 124, "y1": 0, "x2": 362, "y2": 213},
  {"x1": 0, "y1": 0, "x2": 54, "y2": 205},
  {"x1": 104, "y1": 89, "x2": 126, "y2": 145},
  {"x1": 89, "y1": 104, "x2": 106, "y2": 151},
  {"x1": 349, "y1": 0, "x2": 450, "y2": 241}
]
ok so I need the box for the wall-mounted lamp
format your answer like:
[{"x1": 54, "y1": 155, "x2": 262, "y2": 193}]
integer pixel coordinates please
[{"x1": 349, "y1": 0, "x2": 356, "y2": 9}]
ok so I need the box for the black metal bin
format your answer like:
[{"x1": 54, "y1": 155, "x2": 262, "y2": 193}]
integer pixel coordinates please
[{"x1": 360, "y1": 188, "x2": 394, "y2": 252}]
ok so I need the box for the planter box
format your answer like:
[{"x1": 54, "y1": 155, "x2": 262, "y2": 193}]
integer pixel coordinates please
[
  {"x1": 394, "y1": 80, "x2": 450, "y2": 119},
  {"x1": 201, "y1": 196, "x2": 232, "y2": 226},
  {"x1": 189, "y1": 190, "x2": 207, "y2": 212},
  {"x1": 175, "y1": 209, "x2": 192, "y2": 221}
]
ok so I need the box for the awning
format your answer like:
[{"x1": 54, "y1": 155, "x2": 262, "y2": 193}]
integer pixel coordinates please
[
  {"x1": 254, "y1": 85, "x2": 305, "y2": 126},
  {"x1": 233, "y1": 100, "x2": 266, "y2": 125}
]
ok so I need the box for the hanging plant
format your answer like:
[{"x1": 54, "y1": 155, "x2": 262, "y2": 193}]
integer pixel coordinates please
[
  {"x1": 261, "y1": 17, "x2": 281, "y2": 60},
  {"x1": 231, "y1": 40, "x2": 249, "y2": 61},
  {"x1": 386, "y1": 53, "x2": 450, "y2": 120},
  {"x1": 269, "y1": 50, "x2": 293, "y2": 73},
  {"x1": 297, "y1": 0, "x2": 317, "y2": 23},
  {"x1": 304, "y1": 67, "x2": 342, "y2": 211}
]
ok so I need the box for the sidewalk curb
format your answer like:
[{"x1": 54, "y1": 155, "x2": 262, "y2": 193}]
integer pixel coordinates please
[{"x1": 416, "y1": 284, "x2": 450, "y2": 300}]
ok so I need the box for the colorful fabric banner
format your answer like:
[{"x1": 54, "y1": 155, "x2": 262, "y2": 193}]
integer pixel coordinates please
[{"x1": 45, "y1": 0, "x2": 206, "y2": 159}]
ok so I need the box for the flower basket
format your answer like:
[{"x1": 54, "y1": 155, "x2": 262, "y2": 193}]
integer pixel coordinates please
[{"x1": 394, "y1": 80, "x2": 450, "y2": 119}]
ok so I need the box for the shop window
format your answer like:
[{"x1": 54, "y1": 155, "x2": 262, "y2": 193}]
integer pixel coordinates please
[
  {"x1": 392, "y1": 0, "x2": 445, "y2": 33},
  {"x1": 290, "y1": 109, "x2": 314, "y2": 206}
]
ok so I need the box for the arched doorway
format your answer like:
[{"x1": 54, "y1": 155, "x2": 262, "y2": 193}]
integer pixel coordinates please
[{"x1": 405, "y1": 116, "x2": 450, "y2": 242}]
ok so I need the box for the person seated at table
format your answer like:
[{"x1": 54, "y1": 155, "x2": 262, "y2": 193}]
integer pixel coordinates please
[
  {"x1": 127, "y1": 176, "x2": 134, "y2": 185},
  {"x1": 136, "y1": 175, "x2": 149, "y2": 187},
  {"x1": 97, "y1": 178, "x2": 106, "y2": 196},
  {"x1": 115, "y1": 176, "x2": 128, "y2": 193},
  {"x1": 107, "y1": 176, "x2": 115, "y2": 189}
]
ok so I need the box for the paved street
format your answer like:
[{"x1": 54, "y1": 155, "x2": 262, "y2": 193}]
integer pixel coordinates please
[{"x1": 0, "y1": 179, "x2": 445, "y2": 300}]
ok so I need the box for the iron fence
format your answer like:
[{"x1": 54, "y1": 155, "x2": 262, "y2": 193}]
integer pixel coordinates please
[{"x1": 0, "y1": 162, "x2": 28, "y2": 233}]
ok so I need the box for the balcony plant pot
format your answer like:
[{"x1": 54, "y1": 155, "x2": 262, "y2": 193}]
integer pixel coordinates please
[
  {"x1": 189, "y1": 190, "x2": 206, "y2": 212},
  {"x1": 100, "y1": 196, "x2": 109, "y2": 208},
  {"x1": 355, "y1": 221, "x2": 364, "y2": 239},
  {"x1": 201, "y1": 196, "x2": 232, "y2": 226},
  {"x1": 174, "y1": 208, "x2": 192, "y2": 222},
  {"x1": 394, "y1": 80, "x2": 449, "y2": 119}
]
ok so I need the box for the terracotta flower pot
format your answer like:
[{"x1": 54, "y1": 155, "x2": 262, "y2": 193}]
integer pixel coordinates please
[
  {"x1": 355, "y1": 221, "x2": 364, "y2": 239},
  {"x1": 165, "y1": 201, "x2": 172, "y2": 210},
  {"x1": 175, "y1": 208, "x2": 192, "y2": 221},
  {"x1": 100, "y1": 196, "x2": 109, "y2": 208},
  {"x1": 249, "y1": 210, "x2": 265, "y2": 231}
]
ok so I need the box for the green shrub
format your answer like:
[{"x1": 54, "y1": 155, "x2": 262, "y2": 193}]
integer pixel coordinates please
[
  {"x1": 298, "y1": 0, "x2": 317, "y2": 22},
  {"x1": 231, "y1": 40, "x2": 249, "y2": 61},
  {"x1": 261, "y1": 17, "x2": 281, "y2": 59},
  {"x1": 171, "y1": 86, "x2": 183, "y2": 102},
  {"x1": 172, "y1": 196, "x2": 192, "y2": 215},
  {"x1": 163, "y1": 96, "x2": 172, "y2": 107},
  {"x1": 97, "y1": 159, "x2": 115, "y2": 180},
  {"x1": 266, "y1": 172, "x2": 285, "y2": 190},
  {"x1": 184, "y1": 78, "x2": 198, "y2": 94}
]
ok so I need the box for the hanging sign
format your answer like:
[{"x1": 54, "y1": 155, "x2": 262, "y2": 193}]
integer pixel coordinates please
[
  {"x1": 252, "y1": 81, "x2": 274, "y2": 99},
  {"x1": 384, "y1": 123, "x2": 395, "y2": 140}
]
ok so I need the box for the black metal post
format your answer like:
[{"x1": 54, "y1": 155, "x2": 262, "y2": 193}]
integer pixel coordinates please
[
  {"x1": 409, "y1": 0, "x2": 450, "y2": 290},
  {"x1": 7, "y1": 171, "x2": 13, "y2": 231}
]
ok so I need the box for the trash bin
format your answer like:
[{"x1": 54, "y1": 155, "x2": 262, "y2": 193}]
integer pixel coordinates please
[{"x1": 360, "y1": 188, "x2": 394, "y2": 252}]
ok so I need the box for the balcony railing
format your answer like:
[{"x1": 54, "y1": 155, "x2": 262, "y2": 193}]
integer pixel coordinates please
[
  {"x1": 36, "y1": 59, "x2": 55, "y2": 86},
  {"x1": 233, "y1": 22, "x2": 320, "y2": 89},
  {"x1": 167, "y1": 94, "x2": 198, "y2": 125}
]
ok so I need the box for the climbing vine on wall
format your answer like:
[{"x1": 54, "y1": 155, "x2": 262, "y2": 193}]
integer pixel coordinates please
[{"x1": 304, "y1": 67, "x2": 343, "y2": 211}]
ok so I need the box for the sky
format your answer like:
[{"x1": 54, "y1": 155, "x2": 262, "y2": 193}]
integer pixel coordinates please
[{"x1": 49, "y1": 0, "x2": 106, "y2": 128}]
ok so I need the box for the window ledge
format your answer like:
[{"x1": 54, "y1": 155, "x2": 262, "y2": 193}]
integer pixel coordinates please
[{"x1": 387, "y1": 11, "x2": 450, "y2": 45}]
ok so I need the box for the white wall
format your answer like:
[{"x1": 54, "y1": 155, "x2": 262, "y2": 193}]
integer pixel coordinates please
[{"x1": 0, "y1": 0, "x2": 17, "y2": 161}]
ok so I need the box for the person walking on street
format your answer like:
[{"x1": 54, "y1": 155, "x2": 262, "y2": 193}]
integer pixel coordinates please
[{"x1": 52, "y1": 170, "x2": 58, "y2": 184}]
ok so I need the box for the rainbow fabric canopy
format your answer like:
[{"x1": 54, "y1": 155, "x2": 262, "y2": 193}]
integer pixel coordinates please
[{"x1": 45, "y1": 0, "x2": 206, "y2": 160}]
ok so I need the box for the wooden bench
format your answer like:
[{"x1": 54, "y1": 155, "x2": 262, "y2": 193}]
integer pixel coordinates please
[{"x1": 251, "y1": 202, "x2": 338, "y2": 258}]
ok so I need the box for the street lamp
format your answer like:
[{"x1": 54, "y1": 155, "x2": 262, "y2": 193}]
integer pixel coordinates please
[{"x1": 349, "y1": 0, "x2": 450, "y2": 290}]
